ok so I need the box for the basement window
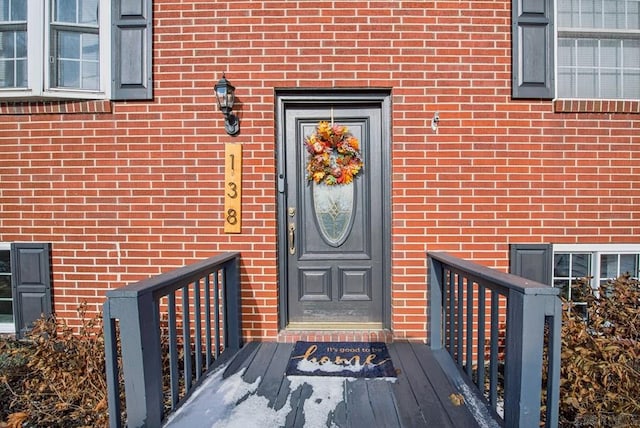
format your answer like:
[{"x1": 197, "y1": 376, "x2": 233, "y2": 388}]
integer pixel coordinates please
[{"x1": 553, "y1": 244, "x2": 640, "y2": 300}]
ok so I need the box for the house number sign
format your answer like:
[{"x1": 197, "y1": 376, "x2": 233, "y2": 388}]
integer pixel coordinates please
[{"x1": 224, "y1": 143, "x2": 242, "y2": 233}]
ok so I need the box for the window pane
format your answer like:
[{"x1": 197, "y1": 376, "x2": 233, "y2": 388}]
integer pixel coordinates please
[
  {"x1": 0, "y1": 0, "x2": 26, "y2": 21},
  {"x1": 577, "y1": 39, "x2": 598, "y2": 67},
  {"x1": 55, "y1": 0, "x2": 98, "y2": 25},
  {"x1": 15, "y1": 29, "x2": 25, "y2": 56},
  {"x1": 82, "y1": 61, "x2": 98, "y2": 89},
  {"x1": 572, "y1": 253, "x2": 591, "y2": 277},
  {"x1": 557, "y1": 39, "x2": 576, "y2": 97},
  {"x1": 11, "y1": 0, "x2": 25, "y2": 20},
  {"x1": 0, "y1": 59, "x2": 15, "y2": 87},
  {"x1": 580, "y1": 0, "x2": 599, "y2": 28},
  {"x1": 56, "y1": 0, "x2": 77, "y2": 23},
  {"x1": 54, "y1": 30, "x2": 99, "y2": 89},
  {"x1": 0, "y1": 250, "x2": 10, "y2": 273},
  {"x1": 623, "y1": 40, "x2": 640, "y2": 97},
  {"x1": 554, "y1": 254, "x2": 570, "y2": 277},
  {"x1": 558, "y1": 39, "x2": 576, "y2": 67},
  {"x1": 0, "y1": 276, "x2": 10, "y2": 298},
  {"x1": 15, "y1": 57, "x2": 25, "y2": 85},
  {"x1": 558, "y1": 0, "x2": 575, "y2": 27},
  {"x1": 58, "y1": 59, "x2": 79, "y2": 88},
  {"x1": 620, "y1": 254, "x2": 639, "y2": 277},
  {"x1": 604, "y1": 0, "x2": 626, "y2": 29},
  {"x1": 576, "y1": 40, "x2": 598, "y2": 96},
  {"x1": 59, "y1": 31, "x2": 80, "y2": 59},
  {"x1": 79, "y1": 0, "x2": 98, "y2": 25},
  {"x1": 0, "y1": 31, "x2": 26, "y2": 88},
  {"x1": 601, "y1": 70, "x2": 621, "y2": 97},
  {"x1": 630, "y1": 1, "x2": 640, "y2": 30},
  {"x1": 0, "y1": 30, "x2": 15, "y2": 57},
  {"x1": 554, "y1": 279, "x2": 571, "y2": 300},
  {"x1": 557, "y1": 71, "x2": 575, "y2": 97},
  {"x1": 82, "y1": 33, "x2": 99, "y2": 60},
  {"x1": 600, "y1": 254, "x2": 619, "y2": 278},
  {"x1": 625, "y1": 71, "x2": 640, "y2": 97},
  {"x1": 0, "y1": 300, "x2": 13, "y2": 323},
  {"x1": 601, "y1": 40, "x2": 622, "y2": 97},
  {"x1": 624, "y1": 39, "x2": 640, "y2": 68},
  {"x1": 601, "y1": 40, "x2": 621, "y2": 68},
  {"x1": 577, "y1": 70, "x2": 598, "y2": 97}
]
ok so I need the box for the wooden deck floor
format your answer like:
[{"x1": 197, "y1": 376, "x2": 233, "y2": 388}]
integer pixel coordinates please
[{"x1": 164, "y1": 341, "x2": 491, "y2": 428}]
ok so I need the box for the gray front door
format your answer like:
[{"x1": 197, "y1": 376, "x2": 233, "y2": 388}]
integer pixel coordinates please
[{"x1": 278, "y1": 93, "x2": 390, "y2": 327}]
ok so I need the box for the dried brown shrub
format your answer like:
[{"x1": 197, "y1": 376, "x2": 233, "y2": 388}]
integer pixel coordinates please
[
  {"x1": 0, "y1": 305, "x2": 108, "y2": 428},
  {"x1": 560, "y1": 274, "x2": 640, "y2": 427},
  {"x1": 1, "y1": 308, "x2": 204, "y2": 427}
]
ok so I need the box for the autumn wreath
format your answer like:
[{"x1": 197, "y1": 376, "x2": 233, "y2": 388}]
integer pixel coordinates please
[{"x1": 304, "y1": 121, "x2": 363, "y2": 185}]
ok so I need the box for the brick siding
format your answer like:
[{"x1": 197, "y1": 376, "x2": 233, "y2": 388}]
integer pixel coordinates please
[{"x1": 1, "y1": 1, "x2": 639, "y2": 341}]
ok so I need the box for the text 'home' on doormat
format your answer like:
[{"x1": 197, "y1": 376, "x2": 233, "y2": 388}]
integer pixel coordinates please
[{"x1": 285, "y1": 341, "x2": 396, "y2": 378}]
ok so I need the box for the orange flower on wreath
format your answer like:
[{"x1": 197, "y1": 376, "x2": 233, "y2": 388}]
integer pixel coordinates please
[{"x1": 304, "y1": 121, "x2": 363, "y2": 185}]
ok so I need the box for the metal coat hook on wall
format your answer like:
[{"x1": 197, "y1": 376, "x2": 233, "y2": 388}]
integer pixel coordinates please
[{"x1": 431, "y1": 111, "x2": 440, "y2": 133}]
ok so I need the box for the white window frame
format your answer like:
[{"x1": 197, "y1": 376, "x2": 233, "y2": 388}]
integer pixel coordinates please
[
  {"x1": 0, "y1": 243, "x2": 14, "y2": 334},
  {"x1": 553, "y1": 243, "x2": 640, "y2": 300},
  {"x1": 0, "y1": 0, "x2": 111, "y2": 100},
  {"x1": 555, "y1": 0, "x2": 640, "y2": 100}
]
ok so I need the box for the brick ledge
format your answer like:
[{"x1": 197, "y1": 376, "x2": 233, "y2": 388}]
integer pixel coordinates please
[
  {"x1": 554, "y1": 99, "x2": 640, "y2": 114},
  {"x1": 277, "y1": 329, "x2": 395, "y2": 343},
  {"x1": 0, "y1": 99, "x2": 112, "y2": 115}
]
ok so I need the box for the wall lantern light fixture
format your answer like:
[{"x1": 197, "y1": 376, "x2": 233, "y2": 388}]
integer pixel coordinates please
[{"x1": 214, "y1": 73, "x2": 240, "y2": 136}]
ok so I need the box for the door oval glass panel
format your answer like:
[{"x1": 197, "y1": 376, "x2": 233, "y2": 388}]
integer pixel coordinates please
[{"x1": 312, "y1": 182, "x2": 356, "y2": 247}]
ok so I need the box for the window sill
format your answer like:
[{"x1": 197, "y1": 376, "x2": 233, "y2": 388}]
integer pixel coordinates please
[
  {"x1": 554, "y1": 99, "x2": 640, "y2": 114},
  {"x1": 0, "y1": 100, "x2": 112, "y2": 115},
  {"x1": 0, "y1": 324, "x2": 15, "y2": 334}
]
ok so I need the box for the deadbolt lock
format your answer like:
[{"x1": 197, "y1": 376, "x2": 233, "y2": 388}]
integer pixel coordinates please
[{"x1": 288, "y1": 207, "x2": 296, "y2": 217}]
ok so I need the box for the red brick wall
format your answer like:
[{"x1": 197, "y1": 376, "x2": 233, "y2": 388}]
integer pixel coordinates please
[{"x1": 1, "y1": 1, "x2": 639, "y2": 341}]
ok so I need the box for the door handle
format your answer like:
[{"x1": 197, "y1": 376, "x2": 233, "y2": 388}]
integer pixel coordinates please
[{"x1": 288, "y1": 223, "x2": 296, "y2": 255}]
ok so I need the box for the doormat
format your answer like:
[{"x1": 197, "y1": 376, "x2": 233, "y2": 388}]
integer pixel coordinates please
[{"x1": 285, "y1": 341, "x2": 396, "y2": 378}]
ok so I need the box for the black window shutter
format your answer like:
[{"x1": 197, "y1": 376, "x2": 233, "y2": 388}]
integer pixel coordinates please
[
  {"x1": 509, "y1": 243, "x2": 553, "y2": 285},
  {"x1": 10, "y1": 243, "x2": 52, "y2": 338},
  {"x1": 512, "y1": 0, "x2": 554, "y2": 99},
  {"x1": 112, "y1": 0, "x2": 153, "y2": 100}
]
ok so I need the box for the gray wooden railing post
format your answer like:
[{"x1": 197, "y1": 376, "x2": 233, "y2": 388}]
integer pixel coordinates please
[
  {"x1": 109, "y1": 291, "x2": 163, "y2": 428},
  {"x1": 103, "y1": 300, "x2": 122, "y2": 428},
  {"x1": 545, "y1": 296, "x2": 562, "y2": 427},
  {"x1": 224, "y1": 257, "x2": 242, "y2": 351},
  {"x1": 428, "y1": 256, "x2": 443, "y2": 350},
  {"x1": 504, "y1": 291, "x2": 544, "y2": 426}
]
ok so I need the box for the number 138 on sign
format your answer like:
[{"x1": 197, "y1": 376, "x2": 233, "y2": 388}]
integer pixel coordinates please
[{"x1": 224, "y1": 143, "x2": 242, "y2": 233}]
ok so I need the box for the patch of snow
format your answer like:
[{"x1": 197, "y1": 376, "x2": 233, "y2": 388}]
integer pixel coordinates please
[
  {"x1": 213, "y1": 376, "x2": 352, "y2": 428},
  {"x1": 457, "y1": 383, "x2": 501, "y2": 428},
  {"x1": 163, "y1": 366, "x2": 259, "y2": 428},
  {"x1": 219, "y1": 370, "x2": 261, "y2": 405},
  {"x1": 164, "y1": 364, "x2": 398, "y2": 427},
  {"x1": 290, "y1": 376, "x2": 347, "y2": 427},
  {"x1": 496, "y1": 399, "x2": 504, "y2": 419},
  {"x1": 212, "y1": 394, "x2": 291, "y2": 428}
]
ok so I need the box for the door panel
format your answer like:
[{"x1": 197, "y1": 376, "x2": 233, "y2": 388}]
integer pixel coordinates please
[{"x1": 284, "y1": 105, "x2": 384, "y2": 324}]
